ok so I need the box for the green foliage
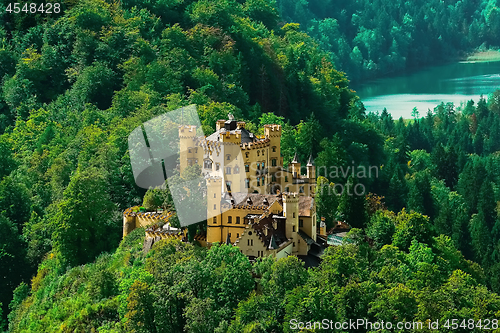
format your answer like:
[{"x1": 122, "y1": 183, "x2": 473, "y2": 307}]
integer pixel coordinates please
[
  {"x1": 392, "y1": 209, "x2": 434, "y2": 251},
  {"x1": 366, "y1": 210, "x2": 395, "y2": 249},
  {"x1": 3, "y1": 0, "x2": 500, "y2": 330}
]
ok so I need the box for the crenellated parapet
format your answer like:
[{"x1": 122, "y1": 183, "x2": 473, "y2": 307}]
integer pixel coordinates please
[
  {"x1": 282, "y1": 192, "x2": 299, "y2": 202},
  {"x1": 240, "y1": 138, "x2": 271, "y2": 150},
  {"x1": 264, "y1": 124, "x2": 282, "y2": 138},
  {"x1": 123, "y1": 207, "x2": 174, "y2": 237},
  {"x1": 179, "y1": 125, "x2": 198, "y2": 138}
]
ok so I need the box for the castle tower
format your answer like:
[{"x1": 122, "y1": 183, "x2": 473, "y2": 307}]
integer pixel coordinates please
[
  {"x1": 291, "y1": 151, "x2": 301, "y2": 179},
  {"x1": 123, "y1": 214, "x2": 136, "y2": 238},
  {"x1": 307, "y1": 154, "x2": 316, "y2": 196},
  {"x1": 179, "y1": 125, "x2": 198, "y2": 175},
  {"x1": 264, "y1": 124, "x2": 282, "y2": 194},
  {"x1": 283, "y1": 193, "x2": 300, "y2": 254},
  {"x1": 207, "y1": 177, "x2": 223, "y2": 243}
]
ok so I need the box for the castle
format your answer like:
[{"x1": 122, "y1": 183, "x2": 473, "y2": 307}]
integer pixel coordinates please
[{"x1": 124, "y1": 117, "x2": 321, "y2": 259}]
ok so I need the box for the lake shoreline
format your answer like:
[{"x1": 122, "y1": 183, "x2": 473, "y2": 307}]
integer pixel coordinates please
[{"x1": 460, "y1": 50, "x2": 500, "y2": 63}]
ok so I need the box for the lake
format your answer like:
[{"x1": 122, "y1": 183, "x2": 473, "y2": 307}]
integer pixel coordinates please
[{"x1": 354, "y1": 61, "x2": 500, "y2": 119}]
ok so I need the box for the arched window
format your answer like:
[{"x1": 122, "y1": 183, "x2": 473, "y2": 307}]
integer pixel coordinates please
[
  {"x1": 234, "y1": 165, "x2": 240, "y2": 174},
  {"x1": 226, "y1": 154, "x2": 231, "y2": 161},
  {"x1": 245, "y1": 152, "x2": 249, "y2": 158},
  {"x1": 257, "y1": 150, "x2": 260, "y2": 156}
]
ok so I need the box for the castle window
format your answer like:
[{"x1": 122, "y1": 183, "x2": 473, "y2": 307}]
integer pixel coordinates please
[
  {"x1": 226, "y1": 181, "x2": 231, "y2": 191},
  {"x1": 248, "y1": 239, "x2": 250, "y2": 246},
  {"x1": 285, "y1": 176, "x2": 288, "y2": 182},
  {"x1": 194, "y1": 147, "x2": 198, "y2": 153},
  {"x1": 204, "y1": 159, "x2": 212, "y2": 169},
  {"x1": 251, "y1": 239, "x2": 253, "y2": 246},
  {"x1": 299, "y1": 219, "x2": 303, "y2": 227},
  {"x1": 272, "y1": 146, "x2": 276, "y2": 152},
  {"x1": 234, "y1": 165, "x2": 240, "y2": 174},
  {"x1": 257, "y1": 163, "x2": 260, "y2": 170},
  {"x1": 228, "y1": 216, "x2": 232, "y2": 224},
  {"x1": 285, "y1": 187, "x2": 289, "y2": 192},
  {"x1": 262, "y1": 150, "x2": 265, "y2": 155},
  {"x1": 257, "y1": 151, "x2": 260, "y2": 156},
  {"x1": 237, "y1": 233, "x2": 239, "y2": 238},
  {"x1": 313, "y1": 216, "x2": 315, "y2": 226},
  {"x1": 226, "y1": 167, "x2": 231, "y2": 175},
  {"x1": 257, "y1": 179, "x2": 260, "y2": 186},
  {"x1": 214, "y1": 193, "x2": 216, "y2": 198},
  {"x1": 213, "y1": 216, "x2": 217, "y2": 224},
  {"x1": 245, "y1": 165, "x2": 249, "y2": 172},
  {"x1": 245, "y1": 179, "x2": 250, "y2": 188},
  {"x1": 272, "y1": 174, "x2": 276, "y2": 182},
  {"x1": 245, "y1": 152, "x2": 249, "y2": 158},
  {"x1": 248, "y1": 231, "x2": 252, "y2": 235},
  {"x1": 293, "y1": 226, "x2": 296, "y2": 232},
  {"x1": 213, "y1": 204, "x2": 217, "y2": 210},
  {"x1": 236, "y1": 216, "x2": 240, "y2": 224},
  {"x1": 293, "y1": 212, "x2": 296, "y2": 218},
  {"x1": 216, "y1": 163, "x2": 220, "y2": 171},
  {"x1": 272, "y1": 159, "x2": 277, "y2": 166},
  {"x1": 188, "y1": 147, "x2": 192, "y2": 153},
  {"x1": 299, "y1": 186, "x2": 304, "y2": 193},
  {"x1": 261, "y1": 162, "x2": 265, "y2": 168},
  {"x1": 293, "y1": 242, "x2": 295, "y2": 247},
  {"x1": 261, "y1": 176, "x2": 265, "y2": 184},
  {"x1": 226, "y1": 154, "x2": 231, "y2": 161}
]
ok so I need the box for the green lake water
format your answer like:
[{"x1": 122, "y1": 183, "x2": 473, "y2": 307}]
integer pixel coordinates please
[{"x1": 355, "y1": 61, "x2": 500, "y2": 119}]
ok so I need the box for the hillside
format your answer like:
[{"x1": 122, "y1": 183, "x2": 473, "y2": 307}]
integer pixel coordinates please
[
  {"x1": 276, "y1": 0, "x2": 500, "y2": 81},
  {"x1": 2, "y1": 0, "x2": 500, "y2": 332},
  {"x1": 0, "y1": 0, "x2": 364, "y2": 327}
]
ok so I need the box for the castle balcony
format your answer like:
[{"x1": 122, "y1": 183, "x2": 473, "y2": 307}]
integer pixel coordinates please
[{"x1": 292, "y1": 178, "x2": 309, "y2": 184}]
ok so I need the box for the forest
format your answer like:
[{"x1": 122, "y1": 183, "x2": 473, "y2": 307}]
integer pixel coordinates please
[
  {"x1": 277, "y1": 0, "x2": 500, "y2": 81},
  {"x1": 0, "y1": 0, "x2": 499, "y2": 332}
]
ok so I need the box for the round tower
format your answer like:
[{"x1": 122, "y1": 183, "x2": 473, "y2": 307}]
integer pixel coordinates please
[
  {"x1": 207, "y1": 177, "x2": 223, "y2": 244},
  {"x1": 283, "y1": 192, "x2": 300, "y2": 254}
]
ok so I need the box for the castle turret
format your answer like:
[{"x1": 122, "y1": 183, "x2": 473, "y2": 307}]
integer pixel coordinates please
[
  {"x1": 283, "y1": 192, "x2": 300, "y2": 254},
  {"x1": 291, "y1": 151, "x2": 301, "y2": 179},
  {"x1": 123, "y1": 214, "x2": 136, "y2": 238},
  {"x1": 207, "y1": 177, "x2": 223, "y2": 243},
  {"x1": 307, "y1": 154, "x2": 316, "y2": 196},
  {"x1": 179, "y1": 125, "x2": 198, "y2": 175},
  {"x1": 264, "y1": 124, "x2": 282, "y2": 194}
]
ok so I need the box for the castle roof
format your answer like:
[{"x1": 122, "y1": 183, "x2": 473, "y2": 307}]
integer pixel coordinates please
[
  {"x1": 307, "y1": 154, "x2": 314, "y2": 166},
  {"x1": 205, "y1": 121, "x2": 260, "y2": 145},
  {"x1": 299, "y1": 196, "x2": 314, "y2": 217},
  {"x1": 268, "y1": 234, "x2": 279, "y2": 250},
  {"x1": 251, "y1": 213, "x2": 288, "y2": 249},
  {"x1": 225, "y1": 192, "x2": 282, "y2": 209},
  {"x1": 292, "y1": 151, "x2": 300, "y2": 164}
]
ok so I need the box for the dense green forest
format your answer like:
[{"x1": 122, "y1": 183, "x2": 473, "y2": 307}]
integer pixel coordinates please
[
  {"x1": 0, "y1": 0, "x2": 500, "y2": 332},
  {"x1": 277, "y1": 0, "x2": 500, "y2": 81}
]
